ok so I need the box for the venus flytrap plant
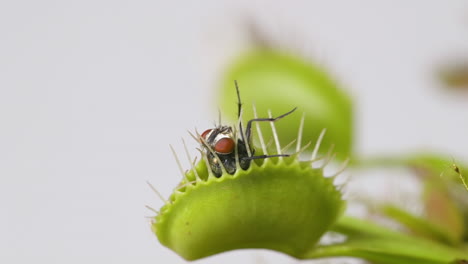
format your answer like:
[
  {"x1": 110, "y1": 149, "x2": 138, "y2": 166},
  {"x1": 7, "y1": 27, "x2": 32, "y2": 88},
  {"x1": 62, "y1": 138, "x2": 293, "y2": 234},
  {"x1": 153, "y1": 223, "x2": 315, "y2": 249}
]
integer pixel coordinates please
[
  {"x1": 149, "y1": 43, "x2": 468, "y2": 262},
  {"x1": 150, "y1": 96, "x2": 468, "y2": 263}
]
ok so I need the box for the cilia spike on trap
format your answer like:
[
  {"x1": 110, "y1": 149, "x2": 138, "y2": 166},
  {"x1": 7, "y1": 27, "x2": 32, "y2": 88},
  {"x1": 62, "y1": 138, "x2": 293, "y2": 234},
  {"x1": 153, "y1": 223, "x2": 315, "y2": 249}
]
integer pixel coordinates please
[{"x1": 198, "y1": 81, "x2": 297, "y2": 177}]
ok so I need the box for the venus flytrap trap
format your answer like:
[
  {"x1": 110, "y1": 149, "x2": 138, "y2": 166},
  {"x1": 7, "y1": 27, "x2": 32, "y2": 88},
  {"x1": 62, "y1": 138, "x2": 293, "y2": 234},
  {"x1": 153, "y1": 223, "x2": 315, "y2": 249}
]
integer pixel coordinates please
[{"x1": 150, "y1": 85, "x2": 347, "y2": 260}]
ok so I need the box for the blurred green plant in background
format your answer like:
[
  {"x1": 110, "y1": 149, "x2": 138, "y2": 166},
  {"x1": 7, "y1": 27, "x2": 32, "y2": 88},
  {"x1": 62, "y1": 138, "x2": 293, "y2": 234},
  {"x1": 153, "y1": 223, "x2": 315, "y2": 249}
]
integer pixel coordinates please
[{"x1": 219, "y1": 50, "x2": 353, "y2": 161}]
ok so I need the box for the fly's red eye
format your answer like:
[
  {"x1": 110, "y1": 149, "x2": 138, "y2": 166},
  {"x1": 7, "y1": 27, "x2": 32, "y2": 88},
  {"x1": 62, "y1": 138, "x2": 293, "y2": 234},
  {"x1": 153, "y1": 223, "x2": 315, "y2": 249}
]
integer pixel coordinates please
[
  {"x1": 201, "y1": 129, "x2": 212, "y2": 140},
  {"x1": 214, "y1": 138, "x2": 235, "y2": 154}
]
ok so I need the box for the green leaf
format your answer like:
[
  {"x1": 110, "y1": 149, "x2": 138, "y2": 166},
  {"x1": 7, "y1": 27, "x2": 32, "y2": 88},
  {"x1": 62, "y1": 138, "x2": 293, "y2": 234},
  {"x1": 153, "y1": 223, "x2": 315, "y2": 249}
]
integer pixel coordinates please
[
  {"x1": 382, "y1": 204, "x2": 458, "y2": 245},
  {"x1": 304, "y1": 216, "x2": 468, "y2": 264}
]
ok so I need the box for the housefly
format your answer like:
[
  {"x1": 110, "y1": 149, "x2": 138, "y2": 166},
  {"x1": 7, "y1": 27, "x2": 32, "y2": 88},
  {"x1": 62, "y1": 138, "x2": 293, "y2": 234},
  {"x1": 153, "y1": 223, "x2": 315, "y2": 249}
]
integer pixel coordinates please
[{"x1": 199, "y1": 81, "x2": 296, "y2": 177}]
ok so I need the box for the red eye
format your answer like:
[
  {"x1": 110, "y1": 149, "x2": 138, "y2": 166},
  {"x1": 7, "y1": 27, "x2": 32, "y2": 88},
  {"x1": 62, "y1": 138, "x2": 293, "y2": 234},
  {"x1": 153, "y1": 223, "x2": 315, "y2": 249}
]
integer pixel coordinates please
[
  {"x1": 201, "y1": 129, "x2": 212, "y2": 139},
  {"x1": 214, "y1": 138, "x2": 235, "y2": 154}
]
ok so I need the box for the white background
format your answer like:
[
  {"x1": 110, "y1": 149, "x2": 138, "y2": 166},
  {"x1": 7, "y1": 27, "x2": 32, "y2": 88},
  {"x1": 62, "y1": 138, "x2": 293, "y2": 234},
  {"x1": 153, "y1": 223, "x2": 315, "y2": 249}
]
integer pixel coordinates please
[{"x1": 1, "y1": 1, "x2": 468, "y2": 264}]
